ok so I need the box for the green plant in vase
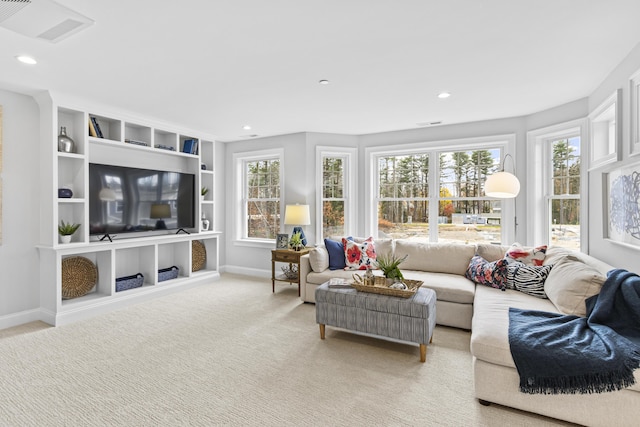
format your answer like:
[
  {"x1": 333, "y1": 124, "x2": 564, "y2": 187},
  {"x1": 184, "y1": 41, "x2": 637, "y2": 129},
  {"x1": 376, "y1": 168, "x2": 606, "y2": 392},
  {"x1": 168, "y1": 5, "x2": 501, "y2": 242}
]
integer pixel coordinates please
[
  {"x1": 58, "y1": 220, "x2": 80, "y2": 244},
  {"x1": 289, "y1": 231, "x2": 304, "y2": 251},
  {"x1": 201, "y1": 187, "x2": 209, "y2": 198},
  {"x1": 375, "y1": 253, "x2": 408, "y2": 282}
]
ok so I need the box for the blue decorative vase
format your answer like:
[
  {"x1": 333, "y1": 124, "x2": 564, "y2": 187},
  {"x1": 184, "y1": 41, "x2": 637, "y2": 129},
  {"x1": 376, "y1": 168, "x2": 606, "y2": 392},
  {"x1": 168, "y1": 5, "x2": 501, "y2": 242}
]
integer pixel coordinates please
[{"x1": 58, "y1": 188, "x2": 73, "y2": 198}]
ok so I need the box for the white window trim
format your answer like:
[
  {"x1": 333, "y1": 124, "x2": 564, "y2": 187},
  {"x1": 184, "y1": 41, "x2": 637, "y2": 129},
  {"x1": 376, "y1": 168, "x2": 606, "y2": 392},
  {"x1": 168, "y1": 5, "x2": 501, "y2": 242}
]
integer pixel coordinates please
[
  {"x1": 232, "y1": 148, "x2": 284, "y2": 248},
  {"x1": 365, "y1": 134, "x2": 517, "y2": 243},
  {"x1": 316, "y1": 146, "x2": 357, "y2": 240},
  {"x1": 526, "y1": 118, "x2": 587, "y2": 251}
]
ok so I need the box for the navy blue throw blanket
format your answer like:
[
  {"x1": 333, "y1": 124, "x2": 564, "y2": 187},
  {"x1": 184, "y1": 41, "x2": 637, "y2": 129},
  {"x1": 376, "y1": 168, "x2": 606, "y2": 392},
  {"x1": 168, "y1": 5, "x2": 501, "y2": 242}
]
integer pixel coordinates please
[{"x1": 508, "y1": 269, "x2": 640, "y2": 394}]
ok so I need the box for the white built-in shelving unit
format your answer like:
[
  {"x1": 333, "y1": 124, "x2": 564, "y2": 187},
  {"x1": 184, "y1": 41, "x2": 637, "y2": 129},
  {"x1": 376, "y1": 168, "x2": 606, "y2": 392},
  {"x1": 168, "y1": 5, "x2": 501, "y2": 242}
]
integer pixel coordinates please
[{"x1": 36, "y1": 93, "x2": 220, "y2": 326}]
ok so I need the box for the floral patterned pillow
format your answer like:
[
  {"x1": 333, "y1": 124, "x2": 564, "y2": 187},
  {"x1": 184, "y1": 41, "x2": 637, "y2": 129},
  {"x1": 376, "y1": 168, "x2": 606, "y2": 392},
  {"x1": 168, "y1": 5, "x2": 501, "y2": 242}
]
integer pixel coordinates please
[
  {"x1": 505, "y1": 243, "x2": 547, "y2": 266},
  {"x1": 465, "y1": 255, "x2": 509, "y2": 290},
  {"x1": 343, "y1": 237, "x2": 377, "y2": 270}
]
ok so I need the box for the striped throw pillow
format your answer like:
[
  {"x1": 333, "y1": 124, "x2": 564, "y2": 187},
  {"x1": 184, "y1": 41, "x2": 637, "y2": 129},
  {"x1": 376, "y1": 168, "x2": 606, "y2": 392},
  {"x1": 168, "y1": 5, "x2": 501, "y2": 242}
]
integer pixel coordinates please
[{"x1": 507, "y1": 263, "x2": 554, "y2": 298}]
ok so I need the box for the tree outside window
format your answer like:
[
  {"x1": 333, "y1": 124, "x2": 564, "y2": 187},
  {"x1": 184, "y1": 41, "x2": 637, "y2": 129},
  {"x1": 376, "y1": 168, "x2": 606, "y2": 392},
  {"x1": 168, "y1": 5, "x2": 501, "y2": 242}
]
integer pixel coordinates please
[
  {"x1": 246, "y1": 158, "x2": 280, "y2": 239},
  {"x1": 549, "y1": 137, "x2": 580, "y2": 249},
  {"x1": 322, "y1": 156, "x2": 345, "y2": 238}
]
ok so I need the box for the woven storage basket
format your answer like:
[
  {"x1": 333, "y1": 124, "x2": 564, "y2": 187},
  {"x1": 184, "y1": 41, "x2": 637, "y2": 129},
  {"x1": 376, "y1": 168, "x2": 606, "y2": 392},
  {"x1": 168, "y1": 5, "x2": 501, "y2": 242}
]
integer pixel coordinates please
[
  {"x1": 351, "y1": 276, "x2": 423, "y2": 298},
  {"x1": 158, "y1": 266, "x2": 179, "y2": 282},
  {"x1": 115, "y1": 273, "x2": 144, "y2": 292},
  {"x1": 61, "y1": 256, "x2": 98, "y2": 299},
  {"x1": 192, "y1": 240, "x2": 206, "y2": 272}
]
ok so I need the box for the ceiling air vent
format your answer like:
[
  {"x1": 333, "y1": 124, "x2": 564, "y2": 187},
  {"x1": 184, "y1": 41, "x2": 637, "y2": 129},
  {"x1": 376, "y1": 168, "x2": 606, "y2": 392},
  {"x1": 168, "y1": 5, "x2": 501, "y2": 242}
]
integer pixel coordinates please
[{"x1": 0, "y1": 0, "x2": 93, "y2": 43}]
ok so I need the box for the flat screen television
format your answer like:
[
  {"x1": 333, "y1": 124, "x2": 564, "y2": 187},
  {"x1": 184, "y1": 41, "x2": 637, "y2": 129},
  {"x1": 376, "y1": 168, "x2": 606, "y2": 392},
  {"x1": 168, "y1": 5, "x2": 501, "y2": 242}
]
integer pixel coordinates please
[{"x1": 89, "y1": 163, "x2": 195, "y2": 238}]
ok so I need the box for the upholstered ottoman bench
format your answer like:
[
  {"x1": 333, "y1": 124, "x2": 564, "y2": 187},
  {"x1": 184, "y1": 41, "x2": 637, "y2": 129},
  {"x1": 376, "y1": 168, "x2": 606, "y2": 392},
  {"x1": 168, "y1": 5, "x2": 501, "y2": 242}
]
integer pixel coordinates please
[{"x1": 315, "y1": 282, "x2": 436, "y2": 362}]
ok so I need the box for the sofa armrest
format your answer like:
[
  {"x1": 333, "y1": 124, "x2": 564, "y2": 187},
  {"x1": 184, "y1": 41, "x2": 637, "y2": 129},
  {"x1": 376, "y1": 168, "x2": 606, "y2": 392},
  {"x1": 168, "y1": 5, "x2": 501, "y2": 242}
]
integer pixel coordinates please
[{"x1": 299, "y1": 254, "x2": 312, "y2": 302}]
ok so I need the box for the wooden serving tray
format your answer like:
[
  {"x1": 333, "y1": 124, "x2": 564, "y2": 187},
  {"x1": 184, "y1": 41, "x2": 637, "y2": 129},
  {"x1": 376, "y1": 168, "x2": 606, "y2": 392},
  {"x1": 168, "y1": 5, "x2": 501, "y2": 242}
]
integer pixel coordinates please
[{"x1": 351, "y1": 277, "x2": 423, "y2": 298}]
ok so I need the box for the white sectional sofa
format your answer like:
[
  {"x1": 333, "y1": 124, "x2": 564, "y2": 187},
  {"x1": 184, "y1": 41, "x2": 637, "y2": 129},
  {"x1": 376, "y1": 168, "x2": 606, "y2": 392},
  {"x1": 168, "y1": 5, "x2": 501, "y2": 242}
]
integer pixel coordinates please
[{"x1": 298, "y1": 238, "x2": 640, "y2": 426}]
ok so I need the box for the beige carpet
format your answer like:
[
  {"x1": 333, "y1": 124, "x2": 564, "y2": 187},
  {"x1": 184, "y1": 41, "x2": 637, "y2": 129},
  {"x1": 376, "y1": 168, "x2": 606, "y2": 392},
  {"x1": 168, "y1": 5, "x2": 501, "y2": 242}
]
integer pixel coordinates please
[{"x1": 0, "y1": 274, "x2": 574, "y2": 426}]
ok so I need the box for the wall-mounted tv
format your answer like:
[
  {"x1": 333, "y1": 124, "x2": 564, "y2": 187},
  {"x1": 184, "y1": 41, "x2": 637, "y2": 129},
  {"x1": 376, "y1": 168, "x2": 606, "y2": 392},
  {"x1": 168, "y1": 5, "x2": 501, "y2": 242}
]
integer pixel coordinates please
[{"x1": 89, "y1": 163, "x2": 195, "y2": 238}]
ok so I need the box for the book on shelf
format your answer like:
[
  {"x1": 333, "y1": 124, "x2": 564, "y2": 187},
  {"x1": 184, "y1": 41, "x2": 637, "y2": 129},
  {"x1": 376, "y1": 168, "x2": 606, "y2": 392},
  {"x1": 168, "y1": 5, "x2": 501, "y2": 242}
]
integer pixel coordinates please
[
  {"x1": 90, "y1": 116, "x2": 104, "y2": 138},
  {"x1": 88, "y1": 118, "x2": 97, "y2": 137},
  {"x1": 182, "y1": 139, "x2": 198, "y2": 154}
]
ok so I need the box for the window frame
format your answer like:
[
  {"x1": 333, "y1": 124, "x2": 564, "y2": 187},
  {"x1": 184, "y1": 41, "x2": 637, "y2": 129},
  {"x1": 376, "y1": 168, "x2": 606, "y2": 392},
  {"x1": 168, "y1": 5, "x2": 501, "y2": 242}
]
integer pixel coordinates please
[
  {"x1": 316, "y1": 146, "x2": 357, "y2": 240},
  {"x1": 365, "y1": 135, "x2": 516, "y2": 243},
  {"x1": 233, "y1": 148, "x2": 284, "y2": 248},
  {"x1": 526, "y1": 119, "x2": 588, "y2": 251}
]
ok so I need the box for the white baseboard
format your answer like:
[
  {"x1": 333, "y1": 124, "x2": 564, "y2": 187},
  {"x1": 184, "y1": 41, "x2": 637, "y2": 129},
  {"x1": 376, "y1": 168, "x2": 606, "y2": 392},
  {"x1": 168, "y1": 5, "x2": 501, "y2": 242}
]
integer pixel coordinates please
[
  {"x1": 0, "y1": 308, "x2": 47, "y2": 330},
  {"x1": 224, "y1": 265, "x2": 270, "y2": 278}
]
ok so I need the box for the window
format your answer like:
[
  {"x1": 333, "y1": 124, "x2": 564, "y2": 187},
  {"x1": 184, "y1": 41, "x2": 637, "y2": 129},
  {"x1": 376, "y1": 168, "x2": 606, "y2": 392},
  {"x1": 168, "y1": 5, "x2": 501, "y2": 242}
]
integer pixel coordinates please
[
  {"x1": 317, "y1": 147, "x2": 356, "y2": 239},
  {"x1": 370, "y1": 136, "x2": 513, "y2": 244},
  {"x1": 527, "y1": 119, "x2": 586, "y2": 251},
  {"x1": 439, "y1": 148, "x2": 502, "y2": 243},
  {"x1": 377, "y1": 153, "x2": 430, "y2": 239},
  {"x1": 548, "y1": 136, "x2": 581, "y2": 249},
  {"x1": 234, "y1": 149, "x2": 283, "y2": 244}
]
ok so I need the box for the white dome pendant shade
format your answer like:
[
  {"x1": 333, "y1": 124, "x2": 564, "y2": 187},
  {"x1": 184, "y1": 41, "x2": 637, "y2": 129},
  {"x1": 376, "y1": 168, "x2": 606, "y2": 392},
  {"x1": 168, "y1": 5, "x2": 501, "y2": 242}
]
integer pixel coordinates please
[
  {"x1": 484, "y1": 154, "x2": 521, "y2": 198},
  {"x1": 484, "y1": 171, "x2": 521, "y2": 198}
]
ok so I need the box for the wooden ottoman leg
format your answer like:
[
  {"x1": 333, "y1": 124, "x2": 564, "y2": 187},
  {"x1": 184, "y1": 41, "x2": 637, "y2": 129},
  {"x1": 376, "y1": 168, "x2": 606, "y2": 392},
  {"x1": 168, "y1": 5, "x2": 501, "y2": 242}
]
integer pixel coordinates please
[
  {"x1": 319, "y1": 324, "x2": 325, "y2": 339},
  {"x1": 420, "y1": 344, "x2": 427, "y2": 362}
]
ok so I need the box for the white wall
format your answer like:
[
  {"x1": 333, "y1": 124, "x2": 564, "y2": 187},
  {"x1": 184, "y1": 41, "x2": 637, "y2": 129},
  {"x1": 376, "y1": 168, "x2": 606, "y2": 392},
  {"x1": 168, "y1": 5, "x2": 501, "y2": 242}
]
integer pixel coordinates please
[
  {"x1": 0, "y1": 90, "x2": 42, "y2": 327},
  {"x1": 587, "y1": 43, "x2": 640, "y2": 273}
]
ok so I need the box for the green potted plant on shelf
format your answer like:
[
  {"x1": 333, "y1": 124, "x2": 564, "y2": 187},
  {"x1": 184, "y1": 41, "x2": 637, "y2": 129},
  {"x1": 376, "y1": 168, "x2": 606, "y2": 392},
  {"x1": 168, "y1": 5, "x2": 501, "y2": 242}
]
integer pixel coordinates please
[
  {"x1": 374, "y1": 253, "x2": 408, "y2": 282},
  {"x1": 289, "y1": 231, "x2": 304, "y2": 251},
  {"x1": 58, "y1": 220, "x2": 80, "y2": 244},
  {"x1": 201, "y1": 186, "x2": 209, "y2": 201}
]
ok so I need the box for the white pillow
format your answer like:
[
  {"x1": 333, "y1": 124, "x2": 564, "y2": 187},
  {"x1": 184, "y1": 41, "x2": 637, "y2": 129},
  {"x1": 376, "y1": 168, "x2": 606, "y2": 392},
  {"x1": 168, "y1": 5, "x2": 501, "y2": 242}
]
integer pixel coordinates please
[
  {"x1": 308, "y1": 247, "x2": 329, "y2": 272},
  {"x1": 543, "y1": 256, "x2": 605, "y2": 316}
]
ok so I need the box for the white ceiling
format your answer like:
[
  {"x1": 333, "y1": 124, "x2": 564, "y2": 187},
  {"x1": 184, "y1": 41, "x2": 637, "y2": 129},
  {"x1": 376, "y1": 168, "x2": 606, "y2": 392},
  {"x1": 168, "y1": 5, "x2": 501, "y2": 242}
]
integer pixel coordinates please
[{"x1": 2, "y1": 0, "x2": 640, "y2": 142}]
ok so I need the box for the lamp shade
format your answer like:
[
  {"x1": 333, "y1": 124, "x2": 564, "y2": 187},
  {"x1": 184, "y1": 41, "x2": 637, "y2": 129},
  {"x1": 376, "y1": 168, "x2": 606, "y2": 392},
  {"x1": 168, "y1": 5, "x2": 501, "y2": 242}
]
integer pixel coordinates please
[
  {"x1": 99, "y1": 187, "x2": 117, "y2": 201},
  {"x1": 284, "y1": 204, "x2": 310, "y2": 225},
  {"x1": 150, "y1": 203, "x2": 171, "y2": 219},
  {"x1": 484, "y1": 171, "x2": 521, "y2": 198}
]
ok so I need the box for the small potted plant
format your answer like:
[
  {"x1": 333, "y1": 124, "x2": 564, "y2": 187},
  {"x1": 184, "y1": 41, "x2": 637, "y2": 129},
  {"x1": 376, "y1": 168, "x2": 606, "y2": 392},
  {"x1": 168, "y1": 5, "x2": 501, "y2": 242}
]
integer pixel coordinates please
[
  {"x1": 375, "y1": 253, "x2": 408, "y2": 283},
  {"x1": 58, "y1": 220, "x2": 80, "y2": 244},
  {"x1": 289, "y1": 231, "x2": 304, "y2": 251},
  {"x1": 201, "y1": 187, "x2": 209, "y2": 201}
]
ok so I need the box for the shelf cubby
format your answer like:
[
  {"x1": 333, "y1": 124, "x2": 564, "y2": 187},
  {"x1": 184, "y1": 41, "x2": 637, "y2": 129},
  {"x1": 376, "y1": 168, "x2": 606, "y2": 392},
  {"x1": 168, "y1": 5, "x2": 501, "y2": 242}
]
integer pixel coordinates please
[
  {"x1": 60, "y1": 250, "x2": 113, "y2": 305},
  {"x1": 198, "y1": 237, "x2": 219, "y2": 272},
  {"x1": 90, "y1": 114, "x2": 122, "y2": 142},
  {"x1": 57, "y1": 108, "x2": 86, "y2": 155},
  {"x1": 158, "y1": 241, "x2": 190, "y2": 281},
  {"x1": 154, "y1": 129, "x2": 178, "y2": 152},
  {"x1": 58, "y1": 202, "x2": 86, "y2": 244},
  {"x1": 179, "y1": 134, "x2": 199, "y2": 155},
  {"x1": 57, "y1": 156, "x2": 85, "y2": 199},
  {"x1": 124, "y1": 122, "x2": 152, "y2": 147},
  {"x1": 115, "y1": 246, "x2": 156, "y2": 287}
]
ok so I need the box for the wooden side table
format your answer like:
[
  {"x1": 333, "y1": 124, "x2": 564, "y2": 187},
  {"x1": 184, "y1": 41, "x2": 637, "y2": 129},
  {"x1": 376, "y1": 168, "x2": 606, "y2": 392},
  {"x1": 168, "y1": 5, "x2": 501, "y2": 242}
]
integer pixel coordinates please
[{"x1": 271, "y1": 248, "x2": 311, "y2": 296}]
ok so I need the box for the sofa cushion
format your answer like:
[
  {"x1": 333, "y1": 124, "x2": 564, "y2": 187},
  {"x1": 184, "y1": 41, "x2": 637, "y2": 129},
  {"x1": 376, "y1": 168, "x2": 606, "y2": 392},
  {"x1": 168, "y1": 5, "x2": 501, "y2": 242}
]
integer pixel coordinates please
[
  {"x1": 504, "y1": 243, "x2": 547, "y2": 266},
  {"x1": 465, "y1": 255, "x2": 509, "y2": 290},
  {"x1": 402, "y1": 270, "x2": 476, "y2": 304},
  {"x1": 343, "y1": 237, "x2": 376, "y2": 270},
  {"x1": 471, "y1": 285, "x2": 560, "y2": 368},
  {"x1": 307, "y1": 269, "x2": 355, "y2": 286},
  {"x1": 308, "y1": 247, "x2": 329, "y2": 273},
  {"x1": 395, "y1": 240, "x2": 476, "y2": 275},
  {"x1": 506, "y1": 263, "x2": 553, "y2": 298},
  {"x1": 325, "y1": 237, "x2": 350, "y2": 270},
  {"x1": 544, "y1": 256, "x2": 605, "y2": 317},
  {"x1": 476, "y1": 244, "x2": 511, "y2": 262}
]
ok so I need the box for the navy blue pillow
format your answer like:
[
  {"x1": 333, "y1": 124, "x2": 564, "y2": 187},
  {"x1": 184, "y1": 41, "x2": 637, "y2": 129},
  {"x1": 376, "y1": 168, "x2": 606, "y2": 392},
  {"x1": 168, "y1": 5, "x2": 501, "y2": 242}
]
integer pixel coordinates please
[{"x1": 325, "y1": 237, "x2": 352, "y2": 270}]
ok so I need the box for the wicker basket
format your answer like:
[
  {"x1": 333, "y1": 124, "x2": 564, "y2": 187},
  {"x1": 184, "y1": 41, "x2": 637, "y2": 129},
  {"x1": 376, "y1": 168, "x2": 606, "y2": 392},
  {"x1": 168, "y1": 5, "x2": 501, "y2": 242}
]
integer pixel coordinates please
[
  {"x1": 158, "y1": 266, "x2": 179, "y2": 282},
  {"x1": 116, "y1": 273, "x2": 144, "y2": 292},
  {"x1": 351, "y1": 276, "x2": 423, "y2": 298},
  {"x1": 61, "y1": 256, "x2": 98, "y2": 299},
  {"x1": 192, "y1": 240, "x2": 206, "y2": 272}
]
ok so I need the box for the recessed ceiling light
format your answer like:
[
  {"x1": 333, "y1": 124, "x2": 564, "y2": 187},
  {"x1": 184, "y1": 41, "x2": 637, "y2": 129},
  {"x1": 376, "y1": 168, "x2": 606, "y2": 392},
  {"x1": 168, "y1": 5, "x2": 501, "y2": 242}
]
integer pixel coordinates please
[
  {"x1": 16, "y1": 55, "x2": 37, "y2": 65},
  {"x1": 438, "y1": 92, "x2": 451, "y2": 99},
  {"x1": 242, "y1": 125, "x2": 252, "y2": 130},
  {"x1": 319, "y1": 79, "x2": 330, "y2": 85}
]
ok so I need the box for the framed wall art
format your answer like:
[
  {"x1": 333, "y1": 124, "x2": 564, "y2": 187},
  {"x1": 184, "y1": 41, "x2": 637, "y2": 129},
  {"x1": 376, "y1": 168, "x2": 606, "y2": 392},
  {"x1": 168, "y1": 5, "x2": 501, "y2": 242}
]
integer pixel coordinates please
[
  {"x1": 0, "y1": 105, "x2": 3, "y2": 245},
  {"x1": 604, "y1": 161, "x2": 640, "y2": 248},
  {"x1": 589, "y1": 89, "x2": 621, "y2": 170},
  {"x1": 630, "y1": 69, "x2": 640, "y2": 156}
]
